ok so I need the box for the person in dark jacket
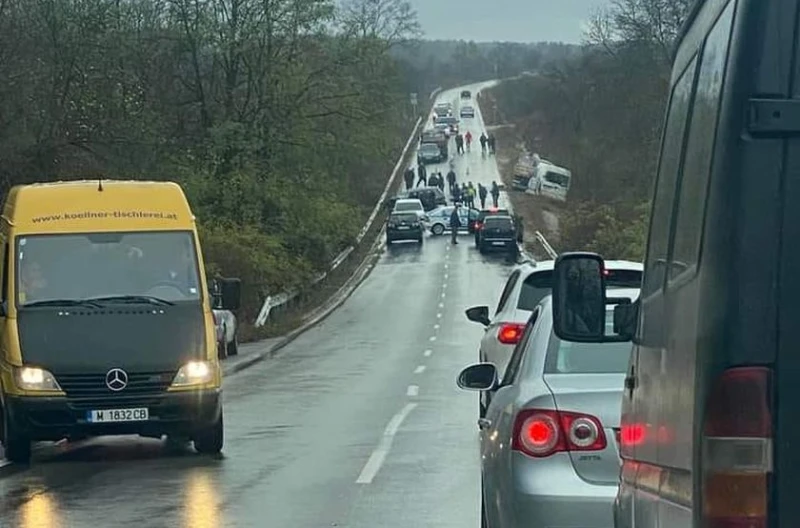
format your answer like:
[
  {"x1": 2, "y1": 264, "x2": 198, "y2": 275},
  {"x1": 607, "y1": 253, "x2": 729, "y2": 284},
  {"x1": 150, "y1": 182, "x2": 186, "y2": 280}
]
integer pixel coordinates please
[
  {"x1": 446, "y1": 169, "x2": 457, "y2": 193},
  {"x1": 490, "y1": 181, "x2": 500, "y2": 207},
  {"x1": 455, "y1": 133, "x2": 464, "y2": 155},
  {"x1": 404, "y1": 167, "x2": 415, "y2": 190},
  {"x1": 428, "y1": 173, "x2": 438, "y2": 189},
  {"x1": 449, "y1": 204, "x2": 461, "y2": 244},
  {"x1": 437, "y1": 172, "x2": 445, "y2": 192},
  {"x1": 478, "y1": 184, "x2": 488, "y2": 209},
  {"x1": 479, "y1": 133, "x2": 488, "y2": 153},
  {"x1": 452, "y1": 184, "x2": 462, "y2": 204},
  {"x1": 488, "y1": 133, "x2": 496, "y2": 154},
  {"x1": 417, "y1": 165, "x2": 427, "y2": 187}
]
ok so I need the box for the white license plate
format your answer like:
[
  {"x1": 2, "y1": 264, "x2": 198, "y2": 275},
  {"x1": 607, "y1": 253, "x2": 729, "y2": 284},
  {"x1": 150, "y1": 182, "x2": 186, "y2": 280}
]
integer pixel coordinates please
[
  {"x1": 397, "y1": 226, "x2": 410, "y2": 230},
  {"x1": 87, "y1": 408, "x2": 149, "y2": 423},
  {"x1": 492, "y1": 241, "x2": 506, "y2": 246}
]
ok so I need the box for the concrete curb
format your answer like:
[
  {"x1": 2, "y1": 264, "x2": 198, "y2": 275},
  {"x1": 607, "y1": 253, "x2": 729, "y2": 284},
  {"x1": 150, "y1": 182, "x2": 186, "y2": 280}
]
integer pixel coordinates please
[{"x1": 225, "y1": 233, "x2": 384, "y2": 376}]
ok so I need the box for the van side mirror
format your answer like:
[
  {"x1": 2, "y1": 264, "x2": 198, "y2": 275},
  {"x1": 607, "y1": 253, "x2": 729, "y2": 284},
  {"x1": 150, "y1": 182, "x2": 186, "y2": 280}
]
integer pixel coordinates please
[
  {"x1": 465, "y1": 306, "x2": 490, "y2": 326},
  {"x1": 552, "y1": 252, "x2": 624, "y2": 343},
  {"x1": 219, "y1": 278, "x2": 241, "y2": 311}
]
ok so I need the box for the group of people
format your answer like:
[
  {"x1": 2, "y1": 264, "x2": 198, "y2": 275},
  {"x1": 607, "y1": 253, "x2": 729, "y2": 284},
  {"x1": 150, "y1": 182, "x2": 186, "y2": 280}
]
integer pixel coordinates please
[
  {"x1": 453, "y1": 131, "x2": 496, "y2": 155},
  {"x1": 404, "y1": 165, "x2": 449, "y2": 191}
]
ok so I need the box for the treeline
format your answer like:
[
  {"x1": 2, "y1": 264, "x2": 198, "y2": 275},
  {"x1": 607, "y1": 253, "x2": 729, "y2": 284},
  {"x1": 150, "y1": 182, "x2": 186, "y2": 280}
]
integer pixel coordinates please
[
  {"x1": 393, "y1": 40, "x2": 580, "y2": 99},
  {"x1": 0, "y1": 0, "x2": 421, "y2": 324},
  {"x1": 488, "y1": 0, "x2": 693, "y2": 260}
]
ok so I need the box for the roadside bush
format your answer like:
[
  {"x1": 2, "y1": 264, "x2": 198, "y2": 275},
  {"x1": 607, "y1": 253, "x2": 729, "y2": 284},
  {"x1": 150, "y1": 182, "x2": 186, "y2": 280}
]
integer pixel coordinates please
[{"x1": 560, "y1": 201, "x2": 649, "y2": 261}]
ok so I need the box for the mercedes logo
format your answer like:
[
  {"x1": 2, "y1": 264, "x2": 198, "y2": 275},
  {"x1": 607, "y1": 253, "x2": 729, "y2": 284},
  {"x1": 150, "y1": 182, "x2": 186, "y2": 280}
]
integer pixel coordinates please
[{"x1": 105, "y1": 368, "x2": 128, "y2": 392}]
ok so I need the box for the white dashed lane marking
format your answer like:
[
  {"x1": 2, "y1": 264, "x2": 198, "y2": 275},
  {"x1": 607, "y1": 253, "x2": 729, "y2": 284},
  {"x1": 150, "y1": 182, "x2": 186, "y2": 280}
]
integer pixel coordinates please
[
  {"x1": 407, "y1": 385, "x2": 419, "y2": 396},
  {"x1": 424, "y1": 350, "x2": 432, "y2": 357},
  {"x1": 414, "y1": 365, "x2": 426, "y2": 374}
]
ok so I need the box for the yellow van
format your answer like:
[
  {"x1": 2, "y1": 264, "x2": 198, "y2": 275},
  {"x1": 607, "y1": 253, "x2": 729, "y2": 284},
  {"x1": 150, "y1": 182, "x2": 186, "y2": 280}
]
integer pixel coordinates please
[{"x1": 0, "y1": 180, "x2": 240, "y2": 462}]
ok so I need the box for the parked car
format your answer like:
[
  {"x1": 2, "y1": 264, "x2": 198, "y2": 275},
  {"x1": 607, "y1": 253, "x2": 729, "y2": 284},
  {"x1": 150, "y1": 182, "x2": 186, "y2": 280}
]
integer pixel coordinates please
[
  {"x1": 426, "y1": 205, "x2": 479, "y2": 236},
  {"x1": 386, "y1": 211, "x2": 423, "y2": 245},
  {"x1": 476, "y1": 215, "x2": 518, "y2": 254},
  {"x1": 457, "y1": 289, "x2": 640, "y2": 528},
  {"x1": 433, "y1": 102, "x2": 452, "y2": 117},
  {"x1": 434, "y1": 122, "x2": 453, "y2": 138},
  {"x1": 434, "y1": 115, "x2": 459, "y2": 134},
  {"x1": 212, "y1": 309, "x2": 238, "y2": 359},
  {"x1": 473, "y1": 208, "x2": 523, "y2": 246},
  {"x1": 460, "y1": 105, "x2": 475, "y2": 118},
  {"x1": 460, "y1": 89, "x2": 471, "y2": 99},
  {"x1": 406, "y1": 186, "x2": 447, "y2": 211},
  {"x1": 465, "y1": 259, "x2": 643, "y2": 416},
  {"x1": 417, "y1": 143, "x2": 445, "y2": 165}
]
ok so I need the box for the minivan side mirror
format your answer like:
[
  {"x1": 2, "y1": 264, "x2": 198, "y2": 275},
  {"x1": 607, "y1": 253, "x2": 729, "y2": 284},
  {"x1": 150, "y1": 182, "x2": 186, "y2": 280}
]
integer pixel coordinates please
[
  {"x1": 456, "y1": 363, "x2": 498, "y2": 391},
  {"x1": 552, "y1": 252, "x2": 629, "y2": 343},
  {"x1": 465, "y1": 306, "x2": 491, "y2": 326},
  {"x1": 218, "y1": 278, "x2": 242, "y2": 311}
]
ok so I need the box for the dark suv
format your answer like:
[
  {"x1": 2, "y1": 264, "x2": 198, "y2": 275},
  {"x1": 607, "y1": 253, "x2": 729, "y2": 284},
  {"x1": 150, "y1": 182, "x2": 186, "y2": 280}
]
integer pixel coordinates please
[
  {"x1": 406, "y1": 187, "x2": 447, "y2": 211},
  {"x1": 386, "y1": 212, "x2": 423, "y2": 245},
  {"x1": 476, "y1": 215, "x2": 517, "y2": 254},
  {"x1": 474, "y1": 208, "x2": 524, "y2": 246}
]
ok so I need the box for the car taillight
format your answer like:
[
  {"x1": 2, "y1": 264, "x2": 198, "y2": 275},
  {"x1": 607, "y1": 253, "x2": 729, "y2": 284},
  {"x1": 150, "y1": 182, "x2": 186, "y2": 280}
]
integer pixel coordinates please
[
  {"x1": 702, "y1": 367, "x2": 772, "y2": 528},
  {"x1": 512, "y1": 409, "x2": 606, "y2": 458},
  {"x1": 497, "y1": 323, "x2": 525, "y2": 344}
]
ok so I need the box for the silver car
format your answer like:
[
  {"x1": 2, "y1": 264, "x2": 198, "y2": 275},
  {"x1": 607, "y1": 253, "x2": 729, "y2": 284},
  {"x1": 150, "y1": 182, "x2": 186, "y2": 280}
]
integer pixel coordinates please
[{"x1": 457, "y1": 289, "x2": 639, "y2": 528}]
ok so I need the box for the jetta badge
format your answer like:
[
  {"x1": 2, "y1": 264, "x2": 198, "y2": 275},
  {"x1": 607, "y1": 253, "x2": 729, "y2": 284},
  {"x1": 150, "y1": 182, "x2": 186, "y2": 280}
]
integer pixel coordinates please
[{"x1": 105, "y1": 368, "x2": 128, "y2": 392}]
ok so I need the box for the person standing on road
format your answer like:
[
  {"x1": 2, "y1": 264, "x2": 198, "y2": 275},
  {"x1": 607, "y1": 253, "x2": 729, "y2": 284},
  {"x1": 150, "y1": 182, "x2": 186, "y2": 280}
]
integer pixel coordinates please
[
  {"x1": 452, "y1": 183, "x2": 462, "y2": 204},
  {"x1": 479, "y1": 133, "x2": 488, "y2": 153},
  {"x1": 490, "y1": 181, "x2": 500, "y2": 207},
  {"x1": 455, "y1": 133, "x2": 464, "y2": 155},
  {"x1": 446, "y1": 168, "x2": 457, "y2": 194},
  {"x1": 488, "y1": 133, "x2": 496, "y2": 154},
  {"x1": 416, "y1": 164, "x2": 427, "y2": 187},
  {"x1": 465, "y1": 131, "x2": 473, "y2": 152},
  {"x1": 449, "y1": 204, "x2": 461, "y2": 245},
  {"x1": 436, "y1": 172, "x2": 445, "y2": 192},
  {"x1": 467, "y1": 182, "x2": 476, "y2": 208},
  {"x1": 404, "y1": 167, "x2": 415, "y2": 190},
  {"x1": 478, "y1": 184, "x2": 488, "y2": 209},
  {"x1": 428, "y1": 172, "x2": 438, "y2": 189}
]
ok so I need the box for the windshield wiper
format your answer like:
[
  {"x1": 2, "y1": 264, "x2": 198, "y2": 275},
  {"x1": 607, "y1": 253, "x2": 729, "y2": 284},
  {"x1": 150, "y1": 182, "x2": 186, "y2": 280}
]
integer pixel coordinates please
[
  {"x1": 23, "y1": 298, "x2": 103, "y2": 309},
  {"x1": 86, "y1": 295, "x2": 175, "y2": 306}
]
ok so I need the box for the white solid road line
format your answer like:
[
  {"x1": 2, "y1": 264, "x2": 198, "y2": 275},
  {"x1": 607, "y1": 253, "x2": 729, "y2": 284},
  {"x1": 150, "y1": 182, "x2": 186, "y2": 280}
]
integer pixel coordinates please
[
  {"x1": 407, "y1": 385, "x2": 419, "y2": 396},
  {"x1": 414, "y1": 365, "x2": 426, "y2": 374},
  {"x1": 356, "y1": 402, "x2": 419, "y2": 484}
]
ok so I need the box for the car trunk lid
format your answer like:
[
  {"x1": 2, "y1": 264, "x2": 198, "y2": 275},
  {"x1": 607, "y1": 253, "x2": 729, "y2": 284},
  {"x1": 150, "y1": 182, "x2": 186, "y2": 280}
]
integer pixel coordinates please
[{"x1": 543, "y1": 373, "x2": 624, "y2": 485}]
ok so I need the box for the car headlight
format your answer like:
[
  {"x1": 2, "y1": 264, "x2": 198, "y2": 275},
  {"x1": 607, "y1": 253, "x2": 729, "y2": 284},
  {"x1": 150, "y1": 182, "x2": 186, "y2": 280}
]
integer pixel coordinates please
[
  {"x1": 171, "y1": 360, "x2": 216, "y2": 387},
  {"x1": 14, "y1": 366, "x2": 62, "y2": 392}
]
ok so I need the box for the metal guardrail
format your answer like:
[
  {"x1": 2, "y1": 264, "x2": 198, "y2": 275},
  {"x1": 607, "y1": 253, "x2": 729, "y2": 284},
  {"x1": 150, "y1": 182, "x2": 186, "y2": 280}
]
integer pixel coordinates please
[
  {"x1": 254, "y1": 91, "x2": 443, "y2": 327},
  {"x1": 535, "y1": 231, "x2": 557, "y2": 259}
]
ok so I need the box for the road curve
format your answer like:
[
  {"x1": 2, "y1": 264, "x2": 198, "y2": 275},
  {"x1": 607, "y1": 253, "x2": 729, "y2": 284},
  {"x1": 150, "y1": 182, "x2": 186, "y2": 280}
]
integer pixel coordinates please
[{"x1": 0, "y1": 82, "x2": 518, "y2": 528}]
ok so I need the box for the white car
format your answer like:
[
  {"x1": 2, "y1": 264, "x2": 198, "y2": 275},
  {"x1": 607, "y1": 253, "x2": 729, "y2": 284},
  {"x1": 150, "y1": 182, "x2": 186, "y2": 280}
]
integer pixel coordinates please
[
  {"x1": 392, "y1": 198, "x2": 428, "y2": 223},
  {"x1": 465, "y1": 259, "x2": 643, "y2": 415}
]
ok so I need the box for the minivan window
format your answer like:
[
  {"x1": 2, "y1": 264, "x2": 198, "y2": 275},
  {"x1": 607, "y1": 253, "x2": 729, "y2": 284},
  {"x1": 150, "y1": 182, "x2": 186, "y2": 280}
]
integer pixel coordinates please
[
  {"x1": 669, "y1": 3, "x2": 734, "y2": 281},
  {"x1": 544, "y1": 172, "x2": 570, "y2": 187},
  {"x1": 495, "y1": 270, "x2": 521, "y2": 315},
  {"x1": 391, "y1": 213, "x2": 418, "y2": 223},
  {"x1": 517, "y1": 269, "x2": 642, "y2": 311},
  {"x1": 545, "y1": 311, "x2": 631, "y2": 374},
  {"x1": 16, "y1": 231, "x2": 201, "y2": 305},
  {"x1": 394, "y1": 201, "x2": 422, "y2": 212},
  {"x1": 641, "y1": 56, "x2": 698, "y2": 296}
]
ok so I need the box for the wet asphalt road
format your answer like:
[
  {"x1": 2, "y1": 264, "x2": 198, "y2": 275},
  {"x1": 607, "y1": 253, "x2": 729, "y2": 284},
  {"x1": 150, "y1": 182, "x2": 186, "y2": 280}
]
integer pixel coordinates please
[{"x1": 0, "y1": 82, "x2": 519, "y2": 528}]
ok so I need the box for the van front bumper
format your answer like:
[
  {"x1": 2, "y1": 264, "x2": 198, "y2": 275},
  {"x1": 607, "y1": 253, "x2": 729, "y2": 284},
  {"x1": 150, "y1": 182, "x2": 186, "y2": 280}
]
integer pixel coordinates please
[{"x1": 4, "y1": 389, "x2": 221, "y2": 441}]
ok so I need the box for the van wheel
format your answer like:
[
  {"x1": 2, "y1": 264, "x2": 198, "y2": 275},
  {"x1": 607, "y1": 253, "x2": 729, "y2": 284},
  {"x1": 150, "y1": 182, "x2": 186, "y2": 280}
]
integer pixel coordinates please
[
  {"x1": 227, "y1": 334, "x2": 238, "y2": 356},
  {"x1": 2, "y1": 409, "x2": 31, "y2": 464},
  {"x1": 193, "y1": 412, "x2": 224, "y2": 455},
  {"x1": 432, "y1": 224, "x2": 445, "y2": 236}
]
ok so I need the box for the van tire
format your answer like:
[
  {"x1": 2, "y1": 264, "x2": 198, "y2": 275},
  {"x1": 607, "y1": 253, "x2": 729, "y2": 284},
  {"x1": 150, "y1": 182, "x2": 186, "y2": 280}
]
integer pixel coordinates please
[
  {"x1": 193, "y1": 412, "x2": 224, "y2": 455},
  {"x1": 2, "y1": 410, "x2": 31, "y2": 464},
  {"x1": 227, "y1": 334, "x2": 238, "y2": 356},
  {"x1": 432, "y1": 224, "x2": 445, "y2": 236}
]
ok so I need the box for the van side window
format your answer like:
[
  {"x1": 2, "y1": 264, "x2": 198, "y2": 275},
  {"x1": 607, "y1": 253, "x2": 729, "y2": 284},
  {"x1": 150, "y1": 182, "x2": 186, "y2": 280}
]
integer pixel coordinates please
[
  {"x1": 669, "y1": 3, "x2": 735, "y2": 281},
  {"x1": 495, "y1": 270, "x2": 521, "y2": 315},
  {"x1": 641, "y1": 56, "x2": 698, "y2": 296}
]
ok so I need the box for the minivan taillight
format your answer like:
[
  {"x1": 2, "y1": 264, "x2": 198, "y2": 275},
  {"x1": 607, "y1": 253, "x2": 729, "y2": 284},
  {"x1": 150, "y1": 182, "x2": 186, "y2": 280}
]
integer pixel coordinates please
[
  {"x1": 512, "y1": 409, "x2": 606, "y2": 458},
  {"x1": 702, "y1": 367, "x2": 772, "y2": 528},
  {"x1": 497, "y1": 323, "x2": 525, "y2": 345}
]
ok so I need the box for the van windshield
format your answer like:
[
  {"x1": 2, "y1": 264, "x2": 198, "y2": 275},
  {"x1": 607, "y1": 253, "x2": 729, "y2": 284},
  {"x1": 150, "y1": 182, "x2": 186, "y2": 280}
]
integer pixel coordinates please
[{"x1": 16, "y1": 231, "x2": 202, "y2": 306}]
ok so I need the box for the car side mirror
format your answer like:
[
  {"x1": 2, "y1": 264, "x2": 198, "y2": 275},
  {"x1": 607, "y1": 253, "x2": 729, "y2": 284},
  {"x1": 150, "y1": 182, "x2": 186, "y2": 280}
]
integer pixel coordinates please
[
  {"x1": 465, "y1": 306, "x2": 490, "y2": 326},
  {"x1": 456, "y1": 363, "x2": 498, "y2": 391},
  {"x1": 219, "y1": 278, "x2": 241, "y2": 311},
  {"x1": 552, "y1": 252, "x2": 620, "y2": 343}
]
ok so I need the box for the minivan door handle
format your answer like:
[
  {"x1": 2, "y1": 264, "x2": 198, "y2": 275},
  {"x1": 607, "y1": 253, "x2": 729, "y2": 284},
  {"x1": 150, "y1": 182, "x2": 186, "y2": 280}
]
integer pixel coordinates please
[{"x1": 624, "y1": 372, "x2": 637, "y2": 397}]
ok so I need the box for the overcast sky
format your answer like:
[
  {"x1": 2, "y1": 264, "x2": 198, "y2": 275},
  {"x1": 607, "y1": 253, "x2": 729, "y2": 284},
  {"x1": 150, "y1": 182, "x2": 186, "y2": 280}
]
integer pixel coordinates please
[{"x1": 406, "y1": 0, "x2": 609, "y2": 43}]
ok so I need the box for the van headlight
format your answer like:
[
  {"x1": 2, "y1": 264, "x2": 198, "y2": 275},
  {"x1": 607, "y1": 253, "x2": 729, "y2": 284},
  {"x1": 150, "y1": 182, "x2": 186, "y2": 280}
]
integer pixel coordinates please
[
  {"x1": 171, "y1": 360, "x2": 215, "y2": 387},
  {"x1": 14, "y1": 366, "x2": 62, "y2": 392}
]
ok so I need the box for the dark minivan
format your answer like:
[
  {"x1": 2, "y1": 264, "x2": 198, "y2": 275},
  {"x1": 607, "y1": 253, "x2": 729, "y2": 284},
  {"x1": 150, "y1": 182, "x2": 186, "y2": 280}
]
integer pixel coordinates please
[
  {"x1": 386, "y1": 212, "x2": 423, "y2": 245},
  {"x1": 476, "y1": 215, "x2": 517, "y2": 254},
  {"x1": 550, "y1": 1, "x2": 797, "y2": 526}
]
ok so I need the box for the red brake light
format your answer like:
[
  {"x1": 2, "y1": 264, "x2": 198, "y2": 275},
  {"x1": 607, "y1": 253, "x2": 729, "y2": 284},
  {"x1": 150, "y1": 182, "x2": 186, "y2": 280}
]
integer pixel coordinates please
[
  {"x1": 702, "y1": 367, "x2": 772, "y2": 528},
  {"x1": 497, "y1": 323, "x2": 525, "y2": 345},
  {"x1": 512, "y1": 409, "x2": 606, "y2": 458},
  {"x1": 620, "y1": 423, "x2": 645, "y2": 446}
]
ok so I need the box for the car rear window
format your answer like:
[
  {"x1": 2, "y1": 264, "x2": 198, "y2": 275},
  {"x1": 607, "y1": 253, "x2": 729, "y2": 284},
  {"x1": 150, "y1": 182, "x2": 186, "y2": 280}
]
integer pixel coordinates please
[
  {"x1": 391, "y1": 213, "x2": 418, "y2": 223},
  {"x1": 484, "y1": 217, "x2": 513, "y2": 229},
  {"x1": 516, "y1": 269, "x2": 642, "y2": 311},
  {"x1": 544, "y1": 311, "x2": 631, "y2": 374},
  {"x1": 395, "y1": 201, "x2": 422, "y2": 212}
]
